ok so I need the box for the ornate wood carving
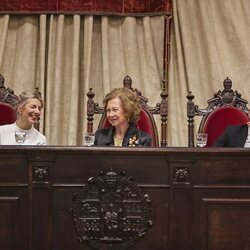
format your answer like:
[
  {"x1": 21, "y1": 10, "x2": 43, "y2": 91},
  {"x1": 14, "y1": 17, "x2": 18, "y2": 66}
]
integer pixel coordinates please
[
  {"x1": 187, "y1": 77, "x2": 249, "y2": 147},
  {"x1": 173, "y1": 167, "x2": 190, "y2": 183},
  {"x1": 0, "y1": 74, "x2": 42, "y2": 130},
  {"x1": 86, "y1": 75, "x2": 168, "y2": 146},
  {"x1": 0, "y1": 74, "x2": 19, "y2": 106},
  {"x1": 33, "y1": 166, "x2": 49, "y2": 181},
  {"x1": 70, "y1": 170, "x2": 153, "y2": 249}
]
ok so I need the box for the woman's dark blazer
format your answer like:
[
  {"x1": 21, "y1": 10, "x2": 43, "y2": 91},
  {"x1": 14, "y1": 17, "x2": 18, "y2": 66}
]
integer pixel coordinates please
[
  {"x1": 213, "y1": 124, "x2": 248, "y2": 147},
  {"x1": 94, "y1": 125, "x2": 152, "y2": 147}
]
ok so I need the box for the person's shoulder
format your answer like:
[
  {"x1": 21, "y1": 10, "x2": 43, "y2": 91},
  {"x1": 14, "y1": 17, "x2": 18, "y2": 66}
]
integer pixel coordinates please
[
  {"x1": 137, "y1": 129, "x2": 152, "y2": 143},
  {"x1": 33, "y1": 128, "x2": 47, "y2": 140},
  {"x1": 136, "y1": 129, "x2": 152, "y2": 146},
  {"x1": 128, "y1": 125, "x2": 151, "y2": 138},
  {"x1": 95, "y1": 127, "x2": 112, "y2": 135},
  {"x1": 0, "y1": 123, "x2": 14, "y2": 131},
  {"x1": 138, "y1": 129, "x2": 151, "y2": 137},
  {"x1": 226, "y1": 124, "x2": 247, "y2": 131}
]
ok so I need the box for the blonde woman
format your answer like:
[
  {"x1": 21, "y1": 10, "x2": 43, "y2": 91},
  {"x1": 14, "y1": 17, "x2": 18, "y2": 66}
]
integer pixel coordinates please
[
  {"x1": 0, "y1": 91, "x2": 47, "y2": 145},
  {"x1": 94, "y1": 88, "x2": 152, "y2": 147}
]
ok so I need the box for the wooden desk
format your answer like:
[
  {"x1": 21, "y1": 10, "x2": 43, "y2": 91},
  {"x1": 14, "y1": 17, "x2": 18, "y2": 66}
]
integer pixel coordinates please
[{"x1": 0, "y1": 147, "x2": 250, "y2": 250}]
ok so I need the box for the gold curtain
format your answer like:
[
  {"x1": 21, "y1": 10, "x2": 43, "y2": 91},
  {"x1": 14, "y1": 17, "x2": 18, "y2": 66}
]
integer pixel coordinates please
[
  {"x1": 169, "y1": 0, "x2": 250, "y2": 146},
  {"x1": 0, "y1": 14, "x2": 164, "y2": 145},
  {"x1": 2, "y1": 0, "x2": 249, "y2": 147}
]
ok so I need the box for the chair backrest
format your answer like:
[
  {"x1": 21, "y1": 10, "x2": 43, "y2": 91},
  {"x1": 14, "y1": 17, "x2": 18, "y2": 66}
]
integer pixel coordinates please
[
  {"x1": 87, "y1": 75, "x2": 168, "y2": 146},
  {"x1": 187, "y1": 77, "x2": 249, "y2": 147},
  {"x1": 0, "y1": 74, "x2": 19, "y2": 105},
  {"x1": 0, "y1": 74, "x2": 42, "y2": 130},
  {"x1": 0, "y1": 74, "x2": 19, "y2": 126},
  {"x1": 0, "y1": 103, "x2": 16, "y2": 126}
]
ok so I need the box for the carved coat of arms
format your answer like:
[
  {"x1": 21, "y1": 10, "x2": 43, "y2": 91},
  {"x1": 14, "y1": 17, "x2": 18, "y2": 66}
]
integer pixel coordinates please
[{"x1": 70, "y1": 170, "x2": 153, "y2": 249}]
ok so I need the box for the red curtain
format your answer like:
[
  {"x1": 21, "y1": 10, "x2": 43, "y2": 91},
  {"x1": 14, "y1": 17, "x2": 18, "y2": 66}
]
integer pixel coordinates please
[{"x1": 0, "y1": 0, "x2": 172, "y2": 14}]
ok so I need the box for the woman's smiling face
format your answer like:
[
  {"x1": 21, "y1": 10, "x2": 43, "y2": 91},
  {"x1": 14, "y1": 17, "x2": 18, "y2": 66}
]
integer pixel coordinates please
[
  {"x1": 18, "y1": 98, "x2": 42, "y2": 126},
  {"x1": 106, "y1": 97, "x2": 128, "y2": 128}
]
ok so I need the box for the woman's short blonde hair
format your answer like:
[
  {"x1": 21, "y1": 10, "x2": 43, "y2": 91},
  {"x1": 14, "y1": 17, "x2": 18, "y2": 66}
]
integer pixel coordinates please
[
  {"x1": 16, "y1": 90, "x2": 44, "y2": 114},
  {"x1": 103, "y1": 87, "x2": 141, "y2": 124}
]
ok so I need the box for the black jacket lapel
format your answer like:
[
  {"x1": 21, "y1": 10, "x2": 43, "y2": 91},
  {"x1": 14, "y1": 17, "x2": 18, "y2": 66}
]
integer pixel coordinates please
[
  {"x1": 122, "y1": 125, "x2": 139, "y2": 146},
  {"x1": 237, "y1": 125, "x2": 248, "y2": 146}
]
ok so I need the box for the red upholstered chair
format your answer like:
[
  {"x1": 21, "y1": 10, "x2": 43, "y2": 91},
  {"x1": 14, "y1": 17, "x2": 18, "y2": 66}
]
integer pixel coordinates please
[
  {"x1": 0, "y1": 74, "x2": 42, "y2": 130},
  {"x1": 187, "y1": 77, "x2": 249, "y2": 147},
  {"x1": 87, "y1": 75, "x2": 168, "y2": 146},
  {"x1": 0, "y1": 74, "x2": 19, "y2": 126},
  {"x1": 0, "y1": 103, "x2": 16, "y2": 126}
]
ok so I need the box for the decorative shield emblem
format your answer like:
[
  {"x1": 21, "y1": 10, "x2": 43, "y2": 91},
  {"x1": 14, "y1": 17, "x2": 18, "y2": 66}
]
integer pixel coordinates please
[{"x1": 70, "y1": 170, "x2": 153, "y2": 249}]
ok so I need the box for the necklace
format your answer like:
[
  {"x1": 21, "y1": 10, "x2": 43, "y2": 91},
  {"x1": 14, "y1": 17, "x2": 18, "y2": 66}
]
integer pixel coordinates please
[{"x1": 114, "y1": 136, "x2": 123, "y2": 147}]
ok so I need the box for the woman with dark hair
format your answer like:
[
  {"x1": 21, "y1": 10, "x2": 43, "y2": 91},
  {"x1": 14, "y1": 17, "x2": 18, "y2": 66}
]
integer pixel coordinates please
[
  {"x1": 94, "y1": 87, "x2": 152, "y2": 147},
  {"x1": 0, "y1": 91, "x2": 47, "y2": 145}
]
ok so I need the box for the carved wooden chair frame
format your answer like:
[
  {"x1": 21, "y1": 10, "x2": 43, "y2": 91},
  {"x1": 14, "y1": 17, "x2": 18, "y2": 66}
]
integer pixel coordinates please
[
  {"x1": 187, "y1": 77, "x2": 249, "y2": 147},
  {"x1": 0, "y1": 74, "x2": 41, "y2": 130},
  {"x1": 87, "y1": 75, "x2": 168, "y2": 146},
  {"x1": 0, "y1": 74, "x2": 19, "y2": 106}
]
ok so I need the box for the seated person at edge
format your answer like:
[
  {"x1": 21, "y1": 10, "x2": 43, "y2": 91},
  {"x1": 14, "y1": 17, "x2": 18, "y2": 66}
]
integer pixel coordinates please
[
  {"x1": 0, "y1": 91, "x2": 47, "y2": 145},
  {"x1": 213, "y1": 118, "x2": 250, "y2": 147},
  {"x1": 94, "y1": 87, "x2": 152, "y2": 147}
]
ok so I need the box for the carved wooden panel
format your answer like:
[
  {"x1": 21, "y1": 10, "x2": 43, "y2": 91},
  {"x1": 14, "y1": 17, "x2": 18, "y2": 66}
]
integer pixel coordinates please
[
  {"x1": 0, "y1": 74, "x2": 19, "y2": 106},
  {"x1": 173, "y1": 167, "x2": 190, "y2": 183},
  {"x1": 187, "y1": 77, "x2": 249, "y2": 147},
  {"x1": 201, "y1": 197, "x2": 250, "y2": 250},
  {"x1": 194, "y1": 158, "x2": 250, "y2": 186},
  {"x1": 33, "y1": 166, "x2": 49, "y2": 182},
  {"x1": 1, "y1": 147, "x2": 250, "y2": 249},
  {"x1": 0, "y1": 197, "x2": 19, "y2": 250},
  {"x1": 0, "y1": 157, "x2": 28, "y2": 183},
  {"x1": 70, "y1": 170, "x2": 152, "y2": 249}
]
